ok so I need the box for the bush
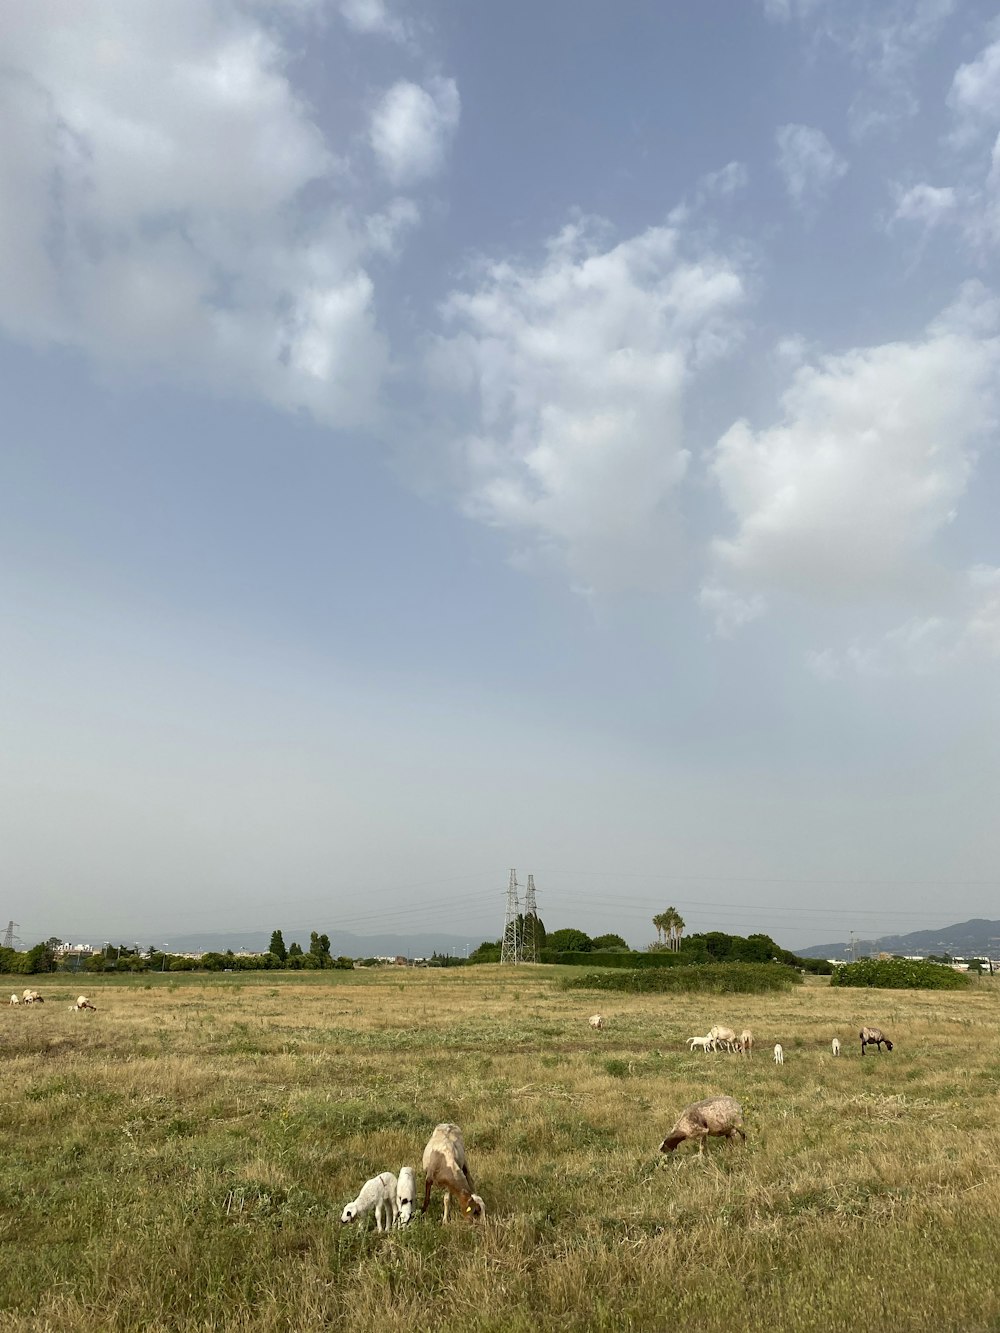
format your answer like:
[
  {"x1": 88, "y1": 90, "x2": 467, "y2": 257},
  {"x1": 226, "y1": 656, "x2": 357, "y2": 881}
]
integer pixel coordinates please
[
  {"x1": 549, "y1": 950, "x2": 686, "y2": 969},
  {"x1": 565, "y1": 963, "x2": 801, "y2": 995},
  {"x1": 830, "y1": 958, "x2": 970, "y2": 990}
]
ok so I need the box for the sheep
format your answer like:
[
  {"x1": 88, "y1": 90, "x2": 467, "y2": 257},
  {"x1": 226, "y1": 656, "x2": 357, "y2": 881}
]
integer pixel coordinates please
[
  {"x1": 341, "y1": 1171, "x2": 398, "y2": 1232},
  {"x1": 421, "y1": 1122, "x2": 484, "y2": 1222},
  {"x1": 686, "y1": 1035, "x2": 713, "y2": 1052},
  {"x1": 659, "y1": 1095, "x2": 746, "y2": 1156},
  {"x1": 860, "y1": 1025, "x2": 893, "y2": 1056},
  {"x1": 22, "y1": 989, "x2": 42, "y2": 1004},
  {"x1": 832, "y1": 1037, "x2": 841, "y2": 1057},
  {"x1": 738, "y1": 1029, "x2": 753, "y2": 1058},
  {"x1": 395, "y1": 1166, "x2": 417, "y2": 1228},
  {"x1": 588, "y1": 1014, "x2": 604, "y2": 1030},
  {"x1": 70, "y1": 996, "x2": 97, "y2": 1012},
  {"x1": 9, "y1": 994, "x2": 20, "y2": 1006},
  {"x1": 708, "y1": 1025, "x2": 738, "y2": 1052},
  {"x1": 773, "y1": 1043, "x2": 784, "y2": 1065}
]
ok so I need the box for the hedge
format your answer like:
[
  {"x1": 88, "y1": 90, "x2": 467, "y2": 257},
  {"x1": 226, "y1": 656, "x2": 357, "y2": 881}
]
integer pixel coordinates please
[
  {"x1": 564, "y1": 962, "x2": 802, "y2": 994},
  {"x1": 830, "y1": 958, "x2": 970, "y2": 990},
  {"x1": 545, "y1": 950, "x2": 686, "y2": 969}
]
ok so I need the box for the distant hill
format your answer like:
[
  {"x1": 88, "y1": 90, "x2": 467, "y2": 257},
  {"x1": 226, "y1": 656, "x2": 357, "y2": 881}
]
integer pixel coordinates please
[
  {"x1": 149, "y1": 929, "x2": 479, "y2": 959},
  {"x1": 796, "y1": 917, "x2": 1000, "y2": 960}
]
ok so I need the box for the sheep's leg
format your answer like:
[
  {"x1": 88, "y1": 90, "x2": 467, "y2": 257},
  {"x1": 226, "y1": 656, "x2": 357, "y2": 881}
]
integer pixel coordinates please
[
  {"x1": 421, "y1": 1179, "x2": 433, "y2": 1214},
  {"x1": 374, "y1": 1201, "x2": 384, "y2": 1233},
  {"x1": 442, "y1": 1191, "x2": 451, "y2": 1223}
]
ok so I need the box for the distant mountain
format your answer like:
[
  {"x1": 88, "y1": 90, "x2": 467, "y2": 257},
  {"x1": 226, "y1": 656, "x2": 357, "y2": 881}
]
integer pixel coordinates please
[
  {"x1": 149, "y1": 928, "x2": 480, "y2": 958},
  {"x1": 796, "y1": 917, "x2": 1000, "y2": 960}
]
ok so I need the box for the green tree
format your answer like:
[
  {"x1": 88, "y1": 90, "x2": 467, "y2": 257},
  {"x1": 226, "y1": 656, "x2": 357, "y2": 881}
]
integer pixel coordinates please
[
  {"x1": 591, "y1": 933, "x2": 629, "y2": 952},
  {"x1": 547, "y1": 928, "x2": 592, "y2": 953},
  {"x1": 469, "y1": 939, "x2": 502, "y2": 964},
  {"x1": 309, "y1": 932, "x2": 332, "y2": 967},
  {"x1": 24, "y1": 942, "x2": 57, "y2": 973},
  {"x1": 269, "y1": 930, "x2": 287, "y2": 962}
]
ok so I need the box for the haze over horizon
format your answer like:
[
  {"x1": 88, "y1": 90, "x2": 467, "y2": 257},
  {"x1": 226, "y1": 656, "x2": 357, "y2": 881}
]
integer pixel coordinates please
[{"x1": 3, "y1": 1, "x2": 999, "y2": 951}]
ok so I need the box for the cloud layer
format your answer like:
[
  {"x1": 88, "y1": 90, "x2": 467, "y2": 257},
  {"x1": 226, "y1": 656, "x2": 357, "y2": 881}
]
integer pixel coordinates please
[
  {"x1": 706, "y1": 286, "x2": 1000, "y2": 662},
  {"x1": 0, "y1": 0, "x2": 460, "y2": 427},
  {"x1": 428, "y1": 218, "x2": 747, "y2": 593}
]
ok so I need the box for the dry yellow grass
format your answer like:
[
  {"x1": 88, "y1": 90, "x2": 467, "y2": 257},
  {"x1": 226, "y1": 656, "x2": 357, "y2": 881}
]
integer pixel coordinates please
[{"x1": 1, "y1": 966, "x2": 999, "y2": 1331}]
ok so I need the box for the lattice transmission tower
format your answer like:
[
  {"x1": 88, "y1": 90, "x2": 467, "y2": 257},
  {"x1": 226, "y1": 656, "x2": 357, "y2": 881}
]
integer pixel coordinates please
[
  {"x1": 2, "y1": 921, "x2": 19, "y2": 950},
  {"x1": 521, "y1": 874, "x2": 540, "y2": 964},
  {"x1": 500, "y1": 870, "x2": 520, "y2": 965}
]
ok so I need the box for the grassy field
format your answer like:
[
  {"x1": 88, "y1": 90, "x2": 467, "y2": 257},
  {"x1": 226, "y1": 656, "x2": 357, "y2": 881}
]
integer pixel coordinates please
[{"x1": 2, "y1": 965, "x2": 1000, "y2": 1332}]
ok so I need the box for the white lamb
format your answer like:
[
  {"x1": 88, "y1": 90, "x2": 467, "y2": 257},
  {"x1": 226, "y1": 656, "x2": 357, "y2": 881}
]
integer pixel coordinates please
[
  {"x1": 70, "y1": 996, "x2": 97, "y2": 1012},
  {"x1": 395, "y1": 1166, "x2": 417, "y2": 1228},
  {"x1": 9, "y1": 994, "x2": 20, "y2": 1006},
  {"x1": 588, "y1": 1014, "x2": 604, "y2": 1030},
  {"x1": 686, "y1": 1035, "x2": 713, "y2": 1052},
  {"x1": 341, "y1": 1171, "x2": 398, "y2": 1233},
  {"x1": 773, "y1": 1043, "x2": 784, "y2": 1065},
  {"x1": 832, "y1": 1037, "x2": 841, "y2": 1057}
]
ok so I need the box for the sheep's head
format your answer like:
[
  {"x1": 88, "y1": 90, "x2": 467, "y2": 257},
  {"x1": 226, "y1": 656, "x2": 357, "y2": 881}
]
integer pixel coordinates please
[
  {"x1": 396, "y1": 1195, "x2": 414, "y2": 1226},
  {"x1": 460, "y1": 1192, "x2": 485, "y2": 1221},
  {"x1": 340, "y1": 1204, "x2": 359, "y2": 1225},
  {"x1": 884, "y1": 1039, "x2": 894, "y2": 1051},
  {"x1": 659, "y1": 1133, "x2": 685, "y2": 1153}
]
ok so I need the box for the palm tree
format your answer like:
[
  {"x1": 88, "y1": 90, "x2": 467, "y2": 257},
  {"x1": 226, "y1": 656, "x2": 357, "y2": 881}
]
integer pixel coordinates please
[
  {"x1": 668, "y1": 909, "x2": 685, "y2": 952},
  {"x1": 652, "y1": 911, "x2": 668, "y2": 946}
]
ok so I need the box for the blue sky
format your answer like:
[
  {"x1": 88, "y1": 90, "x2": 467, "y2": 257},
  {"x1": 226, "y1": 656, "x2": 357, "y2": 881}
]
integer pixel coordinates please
[{"x1": 2, "y1": 0, "x2": 999, "y2": 951}]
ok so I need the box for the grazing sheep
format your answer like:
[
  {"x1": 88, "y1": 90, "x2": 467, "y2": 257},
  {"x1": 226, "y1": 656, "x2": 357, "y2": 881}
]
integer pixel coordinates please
[
  {"x1": 659, "y1": 1096, "x2": 746, "y2": 1156},
  {"x1": 22, "y1": 989, "x2": 42, "y2": 1004},
  {"x1": 687, "y1": 1035, "x2": 713, "y2": 1052},
  {"x1": 773, "y1": 1043, "x2": 784, "y2": 1065},
  {"x1": 738, "y1": 1029, "x2": 753, "y2": 1058},
  {"x1": 859, "y1": 1026, "x2": 893, "y2": 1056},
  {"x1": 832, "y1": 1037, "x2": 841, "y2": 1057},
  {"x1": 9, "y1": 994, "x2": 20, "y2": 1006},
  {"x1": 708, "y1": 1025, "x2": 738, "y2": 1052},
  {"x1": 421, "y1": 1123, "x2": 484, "y2": 1222},
  {"x1": 341, "y1": 1171, "x2": 398, "y2": 1232},
  {"x1": 395, "y1": 1167, "x2": 417, "y2": 1228},
  {"x1": 70, "y1": 996, "x2": 97, "y2": 1012},
  {"x1": 588, "y1": 1014, "x2": 604, "y2": 1030}
]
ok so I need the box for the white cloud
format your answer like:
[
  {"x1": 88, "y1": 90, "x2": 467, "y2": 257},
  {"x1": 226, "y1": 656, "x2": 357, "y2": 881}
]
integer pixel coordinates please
[
  {"x1": 339, "y1": 0, "x2": 406, "y2": 41},
  {"x1": 807, "y1": 566, "x2": 1000, "y2": 676},
  {"x1": 890, "y1": 182, "x2": 957, "y2": 229},
  {"x1": 763, "y1": 0, "x2": 957, "y2": 134},
  {"x1": 0, "y1": 0, "x2": 397, "y2": 427},
  {"x1": 698, "y1": 584, "x2": 766, "y2": 637},
  {"x1": 706, "y1": 286, "x2": 1000, "y2": 635},
  {"x1": 948, "y1": 32, "x2": 1000, "y2": 142},
  {"x1": 775, "y1": 124, "x2": 848, "y2": 211},
  {"x1": 428, "y1": 217, "x2": 747, "y2": 595},
  {"x1": 370, "y1": 77, "x2": 460, "y2": 185}
]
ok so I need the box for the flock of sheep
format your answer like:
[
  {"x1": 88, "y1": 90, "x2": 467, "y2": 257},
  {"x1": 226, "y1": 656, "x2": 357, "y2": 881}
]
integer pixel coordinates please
[
  {"x1": 7, "y1": 991, "x2": 896, "y2": 1219},
  {"x1": 9, "y1": 990, "x2": 96, "y2": 1011},
  {"x1": 342, "y1": 1122, "x2": 486, "y2": 1231},
  {"x1": 588, "y1": 1014, "x2": 896, "y2": 1157},
  {"x1": 665, "y1": 1022, "x2": 893, "y2": 1154}
]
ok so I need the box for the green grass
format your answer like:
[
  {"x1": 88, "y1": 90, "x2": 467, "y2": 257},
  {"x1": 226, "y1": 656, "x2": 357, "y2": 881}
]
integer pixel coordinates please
[{"x1": 2, "y1": 966, "x2": 999, "y2": 1331}]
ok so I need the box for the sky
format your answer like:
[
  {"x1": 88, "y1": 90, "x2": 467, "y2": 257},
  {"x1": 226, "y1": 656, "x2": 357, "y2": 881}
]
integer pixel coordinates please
[{"x1": 2, "y1": 0, "x2": 999, "y2": 953}]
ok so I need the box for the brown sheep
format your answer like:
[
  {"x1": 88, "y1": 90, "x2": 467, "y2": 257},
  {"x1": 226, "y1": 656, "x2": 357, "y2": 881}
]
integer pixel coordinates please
[
  {"x1": 421, "y1": 1123, "x2": 485, "y2": 1222},
  {"x1": 659, "y1": 1096, "x2": 746, "y2": 1156}
]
